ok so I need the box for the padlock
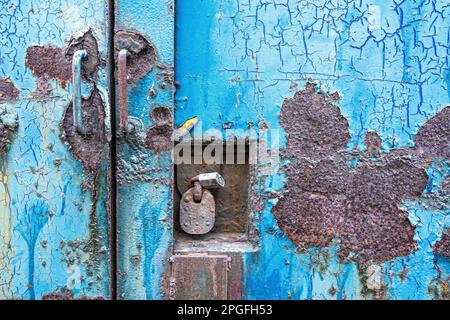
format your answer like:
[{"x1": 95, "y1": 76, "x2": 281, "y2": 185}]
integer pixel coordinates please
[{"x1": 179, "y1": 184, "x2": 215, "y2": 235}]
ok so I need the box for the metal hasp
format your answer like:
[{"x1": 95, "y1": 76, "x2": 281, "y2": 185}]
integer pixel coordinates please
[
  {"x1": 179, "y1": 172, "x2": 225, "y2": 235},
  {"x1": 117, "y1": 49, "x2": 128, "y2": 132},
  {"x1": 72, "y1": 49, "x2": 87, "y2": 135},
  {"x1": 191, "y1": 172, "x2": 225, "y2": 189}
]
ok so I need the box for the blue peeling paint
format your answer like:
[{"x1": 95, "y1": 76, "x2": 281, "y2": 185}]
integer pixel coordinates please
[
  {"x1": 0, "y1": 0, "x2": 111, "y2": 299},
  {"x1": 175, "y1": 0, "x2": 449, "y2": 299}
]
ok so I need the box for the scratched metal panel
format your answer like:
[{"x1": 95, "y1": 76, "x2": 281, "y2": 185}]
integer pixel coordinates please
[
  {"x1": 0, "y1": 1, "x2": 111, "y2": 299},
  {"x1": 115, "y1": 0, "x2": 174, "y2": 299},
  {"x1": 175, "y1": 0, "x2": 450, "y2": 299},
  {"x1": 170, "y1": 254, "x2": 228, "y2": 300}
]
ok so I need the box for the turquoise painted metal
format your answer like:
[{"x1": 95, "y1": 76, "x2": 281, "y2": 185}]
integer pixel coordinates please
[
  {"x1": 175, "y1": 0, "x2": 450, "y2": 299},
  {"x1": 115, "y1": 0, "x2": 174, "y2": 299},
  {"x1": 0, "y1": 0, "x2": 449, "y2": 300},
  {"x1": 0, "y1": 1, "x2": 112, "y2": 299}
]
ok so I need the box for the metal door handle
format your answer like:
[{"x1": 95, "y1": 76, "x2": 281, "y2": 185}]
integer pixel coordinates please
[
  {"x1": 118, "y1": 49, "x2": 128, "y2": 131},
  {"x1": 72, "y1": 49, "x2": 87, "y2": 135}
]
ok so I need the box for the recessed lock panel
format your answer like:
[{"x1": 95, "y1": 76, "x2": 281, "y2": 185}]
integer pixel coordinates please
[{"x1": 174, "y1": 142, "x2": 251, "y2": 237}]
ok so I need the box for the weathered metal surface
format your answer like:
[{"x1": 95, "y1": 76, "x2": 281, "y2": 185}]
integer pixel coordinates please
[
  {"x1": 115, "y1": 0, "x2": 174, "y2": 299},
  {"x1": 117, "y1": 49, "x2": 129, "y2": 131},
  {"x1": 175, "y1": 148, "x2": 251, "y2": 234},
  {"x1": 175, "y1": 0, "x2": 450, "y2": 299},
  {"x1": 0, "y1": 1, "x2": 111, "y2": 299},
  {"x1": 179, "y1": 187, "x2": 215, "y2": 235},
  {"x1": 169, "y1": 254, "x2": 228, "y2": 300}
]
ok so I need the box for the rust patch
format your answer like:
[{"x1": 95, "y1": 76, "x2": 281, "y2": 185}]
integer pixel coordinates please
[
  {"x1": 364, "y1": 131, "x2": 382, "y2": 157},
  {"x1": 0, "y1": 104, "x2": 19, "y2": 154},
  {"x1": 65, "y1": 28, "x2": 101, "y2": 80},
  {"x1": 146, "y1": 124, "x2": 172, "y2": 152},
  {"x1": 151, "y1": 105, "x2": 172, "y2": 124},
  {"x1": 414, "y1": 106, "x2": 450, "y2": 160},
  {"x1": 273, "y1": 84, "x2": 430, "y2": 264},
  {"x1": 0, "y1": 77, "x2": 20, "y2": 101},
  {"x1": 146, "y1": 106, "x2": 173, "y2": 152},
  {"x1": 434, "y1": 228, "x2": 450, "y2": 259},
  {"x1": 25, "y1": 29, "x2": 101, "y2": 86},
  {"x1": 25, "y1": 46, "x2": 71, "y2": 85},
  {"x1": 279, "y1": 83, "x2": 350, "y2": 158},
  {"x1": 115, "y1": 31, "x2": 156, "y2": 81},
  {"x1": 42, "y1": 289, "x2": 104, "y2": 300},
  {"x1": 60, "y1": 86, "x2": 107, "y2": 181}
]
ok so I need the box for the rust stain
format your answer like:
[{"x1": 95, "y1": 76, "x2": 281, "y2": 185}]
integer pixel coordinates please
[
  {"x1": 25, "y1": 46, "x2": 71, "y2": 85},
  {"x1": 364, "y1": 131, "x2": 382, "y2": 157},
  {"x1": 65, "y1": 28, "x2": 102, "y2": 80},
  {"x1": 115, "y1": 31, "x2": 156, "y2": 81},
  {"x1": 0, "y1": 78, "x2": 20, "y2": 101},
  {"x1": 25, "y1": 29, "x2": 101, "y2": 87},
  {"x1": 146, "y1": 105, "x2": 173, "y2": 152},
  {"x1": 280, "y1": 82, "x2": 350, "y2": 159},
  {"x1": 273, "y1": 84, "x2": 432, "y2": 264},
  {"x1": 60, "y1": 86, "x2": 107, "y2": 182},
  {"x1": 434, "y1": 228, "x2": 450, "y2": 259},
  {"x1": 42, "y1": 289, "x2": 104, "y2": 300},
  {"x1": 414, "y1": 106, "x2": 450, "y2": 160}
]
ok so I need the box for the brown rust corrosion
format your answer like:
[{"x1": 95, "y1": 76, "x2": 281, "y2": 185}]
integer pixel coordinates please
[
  {"x1": 280, "y1": 83, "x2": 350, "y2": 159},
  {"x1": 25, "y1": 46, "x2": 71, "y2": 84},
  {"x1": 42, "y1": 289, "x2": 104, "y2": 300},
  {"x1": 434, "y1": 228, "x2": 450, "y2": 259},
  {"x1": 414, "y1": 106, "x2": 450, "y2": 160},
  {"x1": 115, "y1": 31, "x2": 157, "y2": 81},
  {"x1": 60, "y1": 86, "x2": 107, "y2": 180},
  {"x1": 146, "y1": 105, "x2": 173, "y2": 152},
  {"x1": 0, "y1": 122, "x2": 16, "y2": 154},
  {"x1": 0, "y1": 77, "x2": 20, "y2": 101},
  {"x1": 364, "y1": 131, "x2": 382, "y2": 157},
  {"x1": 25, "y1": 29, "x2": 101, "y2": 86},
  {"x1": 273, "y1": 84, "x2": 432, "y2": 264},
  {"x1": 65, "y1": 28, "x2": 102, "y2": 80}
]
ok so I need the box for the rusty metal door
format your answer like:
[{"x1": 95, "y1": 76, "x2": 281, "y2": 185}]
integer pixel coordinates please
[
  {"x1": 2, "y1": 0, "x2": 450, "y2": 301},
  {"x1": 0, "y1": 1, "x2": 113, "y2": 299},
  {"x1": 114, "y1": 0, "x2": 174, "y2": 299},
  {"x1": 169, "y1": 0, "x2": 450, "y2": 300}
]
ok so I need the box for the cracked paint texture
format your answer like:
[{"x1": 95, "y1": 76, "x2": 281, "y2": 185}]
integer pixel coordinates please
[
  {"x1": 0, "y1": 0, "x2": 111, "y2": 299},
  {"x1": 175, "y1": 0, "x2": 449, "y2": 299},
  {"x1": 115, "y1": 0, "x2": 174, "y2": 299}
]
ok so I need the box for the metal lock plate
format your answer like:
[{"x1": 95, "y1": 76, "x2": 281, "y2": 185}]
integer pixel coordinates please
[{"x1": 180, "y1": 188, "x2": 215, "y2": 235}]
